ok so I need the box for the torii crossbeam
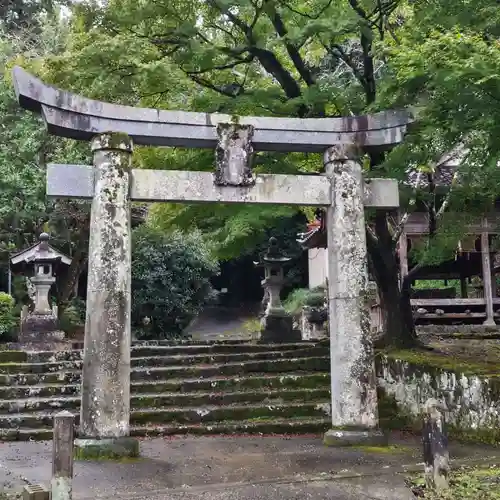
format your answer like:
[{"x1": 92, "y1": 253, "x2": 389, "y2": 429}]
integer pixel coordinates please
[{"x1": 13, "y1": 66, "x2": 414, "y2": 457}]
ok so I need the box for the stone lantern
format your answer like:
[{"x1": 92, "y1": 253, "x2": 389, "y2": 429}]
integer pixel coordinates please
[
  {"x1": 257, "y1": 237, "x2": 301, "y2": 343},
  {"x1": 10, "y1": 233, "x2": 72, "y2": 343}
]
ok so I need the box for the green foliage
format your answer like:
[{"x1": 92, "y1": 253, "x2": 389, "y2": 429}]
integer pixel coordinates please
[
  {"x1": 242, "y1": 318, "x2": 260, "y2": 334},
  {"x1": 0, "y1": 293, "x2": 18, "y2": 341},
  {"x1": 303, "y1": 291, "x2": 326, "y2": 308},
  {"x1": 0, "y1": 18, "x2": 91, "y2": 306},
  {"x1": 0, "y1": 0, "x2": 63, "y2": 35},
  {"x1": 284, "y1": 286, "x2": 325, "y2": 315},
  {"x1": 58, "y1": 296, "x2": 86, "y2": 335},
  {"x1": 22, "y1": 0, "x2": 500, "y2": 346},
  {"x1": 131, "y1": 225, "x2": 219, "y2": 339},
  {"x1": 409, "y1": 465, "x2": 500, "y2": 499},
  {"x1": 58, "y1": 303, "x2": 83, "y2": 335},
  {"x1": 413, "y1": 280, "x2": 461, "y2": 291}
]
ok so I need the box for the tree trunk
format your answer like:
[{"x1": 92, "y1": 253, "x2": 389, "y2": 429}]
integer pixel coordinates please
[
  {"x1": 56, "y1": 253, "x2": 87, "y2": 318},
  {"x1": 367, "y1": 222, "x2": 418, "y2": 348}
]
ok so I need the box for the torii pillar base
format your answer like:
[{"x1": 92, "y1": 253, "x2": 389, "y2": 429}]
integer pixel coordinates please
[
  {"x1": 74, "y1": 437, "x2": 140, "y2": 461},
  {"x1": 324, "y1": 428, "x2": 387, "y2": 447}
]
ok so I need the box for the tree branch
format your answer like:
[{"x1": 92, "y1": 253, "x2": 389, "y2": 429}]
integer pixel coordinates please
[
  {"x1": 435, "y1": 169, "x2": 460, "y2": 220},
  {"x1": 207, "y1": 0, "x2": 254, "y2": 39},
  {"x1": 331, "y1": 43, "x2": 366, "y2": 87},
  {"x1": 206, "y1": 0, "x2": 303, "y2": 104},
  {"x1": 366, "y1": 224, "x2": 378, "y2": 244},
  {"x1": 250, "y1": 46, "x2": 303, "y2": 99},
  {"x1": 185, "y1": 73, "x2": 245, "y2": 97},
  {"x1": 264, "y1": 1, "x2": 315, "y2": 86},
  {"x1": 279, "y1": 0, "x2": 333, "y2": 20},
  {"x1": 185, "y1": 55, "x2": 254, "y2": 75},
  {"x1": 361, "y1": 32, "x2": 376, "y2": 105},
  {"x1": 392, "y1": 171, "x2": 424, "y2": 243}
]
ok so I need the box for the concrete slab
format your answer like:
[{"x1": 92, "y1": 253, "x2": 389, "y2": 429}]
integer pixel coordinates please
[{"x1": 0, "y1": 434, "x2": 497, "y2": 499}]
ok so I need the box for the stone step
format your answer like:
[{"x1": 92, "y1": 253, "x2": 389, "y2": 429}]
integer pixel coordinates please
[
  {"x1": 0, "y1": 346, "x2": 328, "y2": 373},
  {"x1": 0, "y1": 401, "x2": 331, "y2": 430},
  {"x1": 0, "y1": 356, "x2": 330, "y2": 385},
  {"x1": 0, "y1": 349, "x2": 328, "y2": 374},
  {"x1": 2, "y1": 342, "x2": 322, "y2": 363},
  {"x1": 130, "y1": 357, "x2": 330, "y2": 381},
  {"x1": 130, "y1": 350, "x2": 324, "y2": 368},
  {"x1": 0, "y1": 387, "x2": 331, "y2": 413},
  {"x1": 0, "y1": 416, "x2": 331, "y2": 441},
  {"x1": 0, "y1": 372, "x2": 330, "y2": 399},
  {"x1": 0, "y1": 361, "x2": 82, "y2": 375}
]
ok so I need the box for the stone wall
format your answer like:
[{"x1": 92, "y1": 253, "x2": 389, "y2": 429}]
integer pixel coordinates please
[
  {"x1": 376, "y1": 355, "x2": 500, "y2": 434},
  {"x1": 416, "y1": 325, "x2": 500, "y2": 335}
]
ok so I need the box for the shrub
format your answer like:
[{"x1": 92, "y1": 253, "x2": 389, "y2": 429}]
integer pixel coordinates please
[
  {"x1": 59, "y1": 299, "x2": 85, "y2": 336},
  {"x1": 283, "y1": 288, "x2": 312, "y2": 315},
  {"x1": 131, "y1": 226, "x2": 219, "y2": 339},
  {"x1": 0, "y1": 292, "x2": 17, "y2": 341},
  {"x1": 284, "y1": 286, "x2": 326, "y2": 315}
]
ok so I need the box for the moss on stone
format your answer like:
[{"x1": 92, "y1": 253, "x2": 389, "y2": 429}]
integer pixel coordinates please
[
  {"x1": 447, "y1": 424, "x2": 500, "y2": 446},
  {"x1": 74, "y1": 437, "x2": 140, "y2": 461},
  {"x1": 0, "y1": 351, "x2": 26, "y2": 363},
  {"x1": 377, "y1": 387, "x2": 419, "y2": 432},
  {"x1": 130, "y1": 401, "x2": 328, "y2": 426},
  {"x1": 99, "y1": 131, "x2": 132, "y2": 150},
  {"x1": 131, "y1": 388, "x2": 330, "y2": 409},
  {"x1": 382, "y1": 349, "x2": 500, "y2": 378}
]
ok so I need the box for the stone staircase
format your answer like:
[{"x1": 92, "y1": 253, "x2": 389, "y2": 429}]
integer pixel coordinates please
[{"x1": 0, "y1": 341, "x2": 332, "y2": 441}]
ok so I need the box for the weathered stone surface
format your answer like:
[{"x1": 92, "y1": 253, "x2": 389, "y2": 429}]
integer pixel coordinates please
[
  {"x1": 13, "y1": 66, "x2": 413, "y2": 151},
  {"x1": 0, "y1": 341, "x2": 333, "y2": 442},
  {"x1": 215, "y1": 123, "x2": 254, "y2": 186},
  {"x1": 19, "y1": 315, "x2": 65, "y2": 343},
  {"x1": 47, "y1": 164, "x2": 400, "y2": 208},
  {"x1": 260, "y1": 316, "x2": 302, "y2": 343},
  {"x1": 416, "y1": 324, "x2": 500, "y2": 335},
  {"x1": 22, "y1": 483, "x2": 49, "y2": 500},
  {"x1": 300, "y1": 309, "x2": 328, "y2": 340},
  {"x1": 324, "y1": 145, "x2": 381, "y2": 441},
  {"x1": 0, "y1": 371, "x2": 330, "y2": 401},
  {"x1": 377, "y1": 354, "x2": 500, "y2": 436},
  {"x1": 0, "y1": 401, "x2": 331, "y2": 430},
  {"x1": 0, "y1": 416, "x2": 332, "y2": 442},
  {"x1": 80, "y1": 132, "x2": 133, "y2": 443},
  {"x1": 422, "y1": 398, "x2": 449, "y2": 492},
  {"x1": 323, "y1": 429, "x2": 387, "y2": 447},
  {"x1": 74, "y1": 436, "x2": 139, "y2": 460},
  {"x1": 52, "y1": 411, "x2": 74, "y2": 500}
]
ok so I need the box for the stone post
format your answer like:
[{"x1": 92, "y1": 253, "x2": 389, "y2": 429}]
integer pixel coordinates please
[
  {"x1": 323, "y1": 145, "x2": 385, "y2": 447},
  {"x1": 75, "y1": 132, "x2": 139, "y2": 459},
  {"x1": 52, "y1": 411, "x2": 74, "y2": 500},
  {"x1": 481, "y1": 221, "x2": 495, "y2": 326},
  {"x1": 422, "y1": 398, "x2": 449, "y2": 492},
  {"x1": 398, "y1": 211, "x2": 408, "y2": 287}
]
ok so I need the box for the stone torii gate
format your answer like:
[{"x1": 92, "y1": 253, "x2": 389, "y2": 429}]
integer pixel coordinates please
[{"x1": 13, "y1": 66, "x2": 413, "y2": 456}]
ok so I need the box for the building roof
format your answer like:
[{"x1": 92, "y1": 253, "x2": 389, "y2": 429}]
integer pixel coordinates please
[
  {"x1": 10, "y1": 233, "x2": 72, "y2": 266},
  {"x1": 298, "y1": 145, "x2": 467, "y2": 249},
  {"x1": 406, "y1": 163, "x2": 457, "y2": 188},
  {"x1": 405, "y1": 143, "x2": 465, "y2": 188}
]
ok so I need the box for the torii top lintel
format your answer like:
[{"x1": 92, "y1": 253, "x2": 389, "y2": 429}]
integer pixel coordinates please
[{"x1": 13, "y1": 66, "x2": 414, "y2": 153}]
